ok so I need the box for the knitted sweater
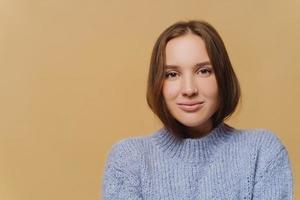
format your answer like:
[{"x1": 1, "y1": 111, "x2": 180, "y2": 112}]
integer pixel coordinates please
[{"x1": 102, "y1": 123, "x2": 293, "y2": 199}]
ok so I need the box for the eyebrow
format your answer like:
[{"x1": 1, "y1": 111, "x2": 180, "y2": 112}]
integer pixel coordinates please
[{"x1": 165, "y1": 61, "x2": 211, "y2": 69}]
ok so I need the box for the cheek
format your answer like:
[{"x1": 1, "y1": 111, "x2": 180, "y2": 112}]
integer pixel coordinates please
[
  {"x1": 206, "y1": 83, "x2": 218, "y2": 97},
  {"x1": 162, "y1": 82, "x2": 180, "y2": 100},
  {"x1": 200, "y1": 78, "x2": 219, "y2": 99}
]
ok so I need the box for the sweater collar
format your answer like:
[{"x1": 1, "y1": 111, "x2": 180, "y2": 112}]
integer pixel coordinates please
[{"x1": 151, "y1": 122, "x2": 234, "y2": 163}]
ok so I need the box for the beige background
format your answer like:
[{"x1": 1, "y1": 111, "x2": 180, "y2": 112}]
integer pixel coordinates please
[{"x1": 0, "y1": 0, "x2": 299, "y2": 199}]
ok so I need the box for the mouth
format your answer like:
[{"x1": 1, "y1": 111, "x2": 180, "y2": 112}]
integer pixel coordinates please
[{"x1": 177, "y1": 102, "x2": 204, "y2": 112}]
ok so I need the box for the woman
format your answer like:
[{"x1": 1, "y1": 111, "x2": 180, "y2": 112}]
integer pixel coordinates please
[{"x1": 102, "y1": 20, "x2": 293, "y2": 199}]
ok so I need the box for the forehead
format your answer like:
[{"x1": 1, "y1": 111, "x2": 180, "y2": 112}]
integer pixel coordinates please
[{"x1": 165, "y1": 33, "x2": 210, "y2": 65}]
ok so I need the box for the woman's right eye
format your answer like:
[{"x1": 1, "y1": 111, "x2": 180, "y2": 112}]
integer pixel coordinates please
[{"x1": 165, "y1": 71, "x2": 178, "y2": 79}]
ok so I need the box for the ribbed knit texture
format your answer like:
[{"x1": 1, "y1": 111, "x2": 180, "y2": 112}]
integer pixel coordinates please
[{"x1": 102, "y1": 123, "x2": 293, "y2": 200}]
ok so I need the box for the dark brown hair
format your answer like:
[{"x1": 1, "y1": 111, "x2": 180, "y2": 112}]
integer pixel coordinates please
[{"x1": 146, "y1": 20, "x2": 241, "y2": 139}]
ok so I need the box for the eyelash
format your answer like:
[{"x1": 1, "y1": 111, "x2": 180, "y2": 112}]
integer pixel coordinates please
[{"x1": 164, "y1": 67, "x2": 213, "y2": 79}]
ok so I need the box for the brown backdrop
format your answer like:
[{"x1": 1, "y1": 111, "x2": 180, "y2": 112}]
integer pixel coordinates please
[{"x1": 0, "y1": 0, "x2": 299, "y2": 199}]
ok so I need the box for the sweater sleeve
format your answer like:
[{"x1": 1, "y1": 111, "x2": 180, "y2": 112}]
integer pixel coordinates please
[
  {"x1": 252, "y1": 131, "x2": 294, "y2": 200},
  {"x1": 102, "y1": 139, "x2": 143, "y2": 200}
]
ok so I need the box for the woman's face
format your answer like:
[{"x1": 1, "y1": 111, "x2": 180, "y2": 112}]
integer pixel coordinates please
[{"x1": 163, "y1": 33, "x2": 219, "y2": 136}]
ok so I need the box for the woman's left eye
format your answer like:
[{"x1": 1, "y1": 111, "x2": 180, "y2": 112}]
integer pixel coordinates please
[{"x1": 197, "y1": 67, "x2": 212, "y2": 76}]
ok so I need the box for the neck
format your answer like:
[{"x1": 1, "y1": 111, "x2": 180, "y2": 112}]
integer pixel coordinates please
[
  {"x1": 151, "y1": 122, "x2": 233, "y2": 163},
  {"x1": 185, "y1": 121, "x2": 213, "y2": 139}
]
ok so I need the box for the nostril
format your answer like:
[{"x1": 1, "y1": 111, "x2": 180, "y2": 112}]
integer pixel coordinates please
[
  {"x1": 184, "y1": 88, "x2": 198, "y2": 94},
  {"x1": 182, "y1": 88, "x2": 198, "y2": 96}
]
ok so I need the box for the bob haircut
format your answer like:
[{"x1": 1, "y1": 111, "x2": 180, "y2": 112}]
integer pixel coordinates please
[{"x1": 146, "y1": 20, "x2": 241, "y2": 139}]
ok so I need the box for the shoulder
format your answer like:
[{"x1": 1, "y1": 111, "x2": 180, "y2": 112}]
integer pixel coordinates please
[
  {"x1": 235, "y1": 127, "x2": 286, "y2": 151},
  {"x1": 235, "y1": 128, "x2": 293, "y2": 189},
  {"x1": 233, "y1": 127, "x2": 289, "y2": 167},
  {"x1": 103, "y1": 135, "x2": 150, "y2": 198},
  {"x1": 105, "y1": 134, "x2": 151, "y2": 166}
]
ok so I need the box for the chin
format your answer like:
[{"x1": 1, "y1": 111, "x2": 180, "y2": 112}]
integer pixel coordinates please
[{"x1": 179, "y1": 119, "x2": 207, "y2": 128}]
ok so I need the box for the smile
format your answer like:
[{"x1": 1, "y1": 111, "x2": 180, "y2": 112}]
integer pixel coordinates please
[{"x1": 177, "y1": 102, "x2": 204, "y2": 112}]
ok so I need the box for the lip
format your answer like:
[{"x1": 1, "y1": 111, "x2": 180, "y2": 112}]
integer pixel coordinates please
[{"x1": 177, "y1": 102, "x2": 204, "y2": 112}]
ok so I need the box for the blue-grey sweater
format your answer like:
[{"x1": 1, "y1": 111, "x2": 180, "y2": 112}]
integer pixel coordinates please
[{"x1": 102, "y1": 123, "x2": 293, "y2": 199}]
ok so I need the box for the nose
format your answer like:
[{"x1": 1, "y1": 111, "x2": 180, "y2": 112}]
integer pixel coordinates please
[{"x1": 181, "y1": 77, "x2": 198, "y2": 97}]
